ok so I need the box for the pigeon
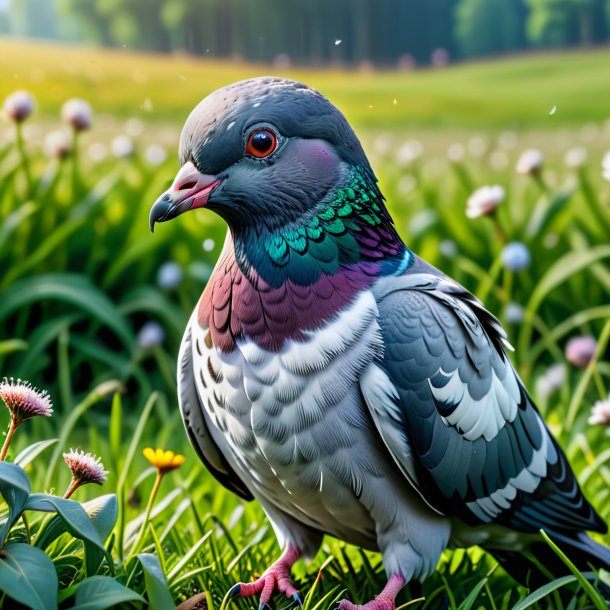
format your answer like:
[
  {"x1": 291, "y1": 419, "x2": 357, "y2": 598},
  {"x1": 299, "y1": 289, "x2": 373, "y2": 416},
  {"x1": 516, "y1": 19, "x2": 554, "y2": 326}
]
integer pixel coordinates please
[{"x1": 149, "y1": 77, "x2": 610, "y2": 609}]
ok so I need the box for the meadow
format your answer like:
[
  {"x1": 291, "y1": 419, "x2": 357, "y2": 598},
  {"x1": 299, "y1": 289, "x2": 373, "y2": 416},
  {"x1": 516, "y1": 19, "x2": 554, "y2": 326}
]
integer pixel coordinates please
[{"x1": 1, "y1": 37, "x2": 610, "y2": 609}]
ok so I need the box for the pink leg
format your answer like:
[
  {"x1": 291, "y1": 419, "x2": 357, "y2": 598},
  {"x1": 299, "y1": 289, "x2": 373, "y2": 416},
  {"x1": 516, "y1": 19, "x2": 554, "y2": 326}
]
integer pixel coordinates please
[
  {"x1": 229, "y1": 545, "x2": 302, "y2": 609},
  {"x1": 337, "y1": 574, "x2": 406, "y2": 610}
]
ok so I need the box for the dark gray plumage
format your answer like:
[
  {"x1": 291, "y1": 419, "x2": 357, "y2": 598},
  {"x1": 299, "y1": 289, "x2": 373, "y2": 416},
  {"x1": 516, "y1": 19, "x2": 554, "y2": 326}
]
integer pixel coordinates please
[{"x1": 150, "y1": 77, "x2": 610, "y2": 610}]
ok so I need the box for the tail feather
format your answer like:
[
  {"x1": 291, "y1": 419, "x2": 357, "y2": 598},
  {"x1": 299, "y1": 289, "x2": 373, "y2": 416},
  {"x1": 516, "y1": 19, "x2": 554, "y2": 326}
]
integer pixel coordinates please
[
  {"x1": 491, "y1": 531, "x2": 610, "y2": 593},
  {"x1": 550, "y1": 530, "x2": 610, "y2": 573}
]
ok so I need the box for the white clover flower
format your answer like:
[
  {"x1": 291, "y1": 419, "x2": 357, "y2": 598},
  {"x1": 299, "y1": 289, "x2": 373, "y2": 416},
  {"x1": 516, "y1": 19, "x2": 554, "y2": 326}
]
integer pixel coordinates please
[
  {"x1": 564, "y1": 147, "x2": 587, "y2": 169},
  {"x1": 373, "y1": 133, "x2": 393, "y2": 156},
  {"x1": 602, "y1": 151, "x2": 610, "y2": 181},
  {"x1": 125, "y1": 117, "x2": 144, "y2": 137},
  {"x1": 516, "y1": 149, "x2": 544, "y2": 175},
  {"x1": 145, "y1": 144, "x2": 167, "y2": 166},
  {"x1": 447, "y1": 143, "x2": 465, "y2": 163},
  {"x1": 501, "y1": 242, "x2": 531, "y2": 271},
  {"x1": 565, "y1": 335, "x2": 597, "y2": 368},
  {"x1": 467, "y1": 136, "x2": 487, "y2": 158},
  {"x1": 157, "y1": 261, "x2": 183, "y2": 290},
  {"x1": 395, "y1": 140, "x2": 423, "y2": 167},
  {"x1": 489, "y1": 150, "x2": 509, "y2": 171},
  {"x1": 504, "y1": 302, "x2": 525, "y2": 324},
  {"x1": 88, "y1": 142, "x2": 108, "y2": 163},
  {"x1": 43, "y1": 130, "x2": 71, "y2": 159},
  {"x1": 439, "y1": 239, "x2": 457, "y2": 257},
  {"x1": 138, "y1": 321, "x2": 165, "y2": 349},
  {"x1": 588, "y1": 396, "x2": 610, "y2": 426},
  {"x1": 535, "y1": 363, "x2": 566, "y2": 398},
  {"x1": 61, "y1": 98, "x2": 92, "y2": 131},
  {"x1": 466, "y1": 185, "x2": 505, "y2": 219},
  {"x1": 3, "y1": 90, "x2": 35, "y2": 123},
  {"x1": 0, "y1": 377, "x2": 53, "y2": 423},
  {"x1": 499, "y1": 131, "x2": 518, "y2": 150},
  {"x1": 111, "y1": 134, "x2": 134, "y2": 158}
]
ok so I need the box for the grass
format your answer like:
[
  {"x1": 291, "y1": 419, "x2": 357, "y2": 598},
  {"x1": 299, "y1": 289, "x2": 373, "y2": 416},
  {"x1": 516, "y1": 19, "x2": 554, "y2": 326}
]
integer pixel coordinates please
[
  {"x1": 2, "y1": 37, "x2": 610, "y2": 129},
  {"x1": 0, "y1": 37, "x2": 610, "y2": 609}
]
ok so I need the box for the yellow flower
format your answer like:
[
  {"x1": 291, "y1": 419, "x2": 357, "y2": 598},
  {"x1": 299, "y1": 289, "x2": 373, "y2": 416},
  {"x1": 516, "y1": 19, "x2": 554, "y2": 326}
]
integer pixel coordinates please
[{"x1": 143, "y1": 448, "x2": 185, "y2": 474}]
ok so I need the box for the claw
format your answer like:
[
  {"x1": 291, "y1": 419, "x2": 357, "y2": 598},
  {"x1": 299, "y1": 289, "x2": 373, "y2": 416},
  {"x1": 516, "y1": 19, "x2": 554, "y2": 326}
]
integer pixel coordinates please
[
  {"x1": 228, "y1": 583, "x2": 242, "y2": 598},
  {"x1": 278, "y1": 593, "x2": 303, "y2": 610}
]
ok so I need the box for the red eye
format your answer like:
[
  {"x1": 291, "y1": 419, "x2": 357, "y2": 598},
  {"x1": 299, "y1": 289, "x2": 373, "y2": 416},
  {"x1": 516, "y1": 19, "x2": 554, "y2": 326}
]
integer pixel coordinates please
[{"x1": 246, "y1": 129, "x2": 278, "y2": 158}]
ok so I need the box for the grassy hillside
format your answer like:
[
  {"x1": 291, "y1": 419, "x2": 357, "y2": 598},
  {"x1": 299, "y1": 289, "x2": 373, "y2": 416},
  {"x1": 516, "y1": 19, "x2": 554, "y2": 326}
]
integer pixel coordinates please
[{"x1": 1, "y1": 37, "x2": 610, "y2": 130}]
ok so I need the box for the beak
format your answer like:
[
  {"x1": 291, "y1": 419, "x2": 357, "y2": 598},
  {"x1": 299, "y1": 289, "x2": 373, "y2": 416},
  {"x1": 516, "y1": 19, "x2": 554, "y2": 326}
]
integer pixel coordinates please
[{"x1": 149, "y1": 161, "x2": 221, "y2": 232}]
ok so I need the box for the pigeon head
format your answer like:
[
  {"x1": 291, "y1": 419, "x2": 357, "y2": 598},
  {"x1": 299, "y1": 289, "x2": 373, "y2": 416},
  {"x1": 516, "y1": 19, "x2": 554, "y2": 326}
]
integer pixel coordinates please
[{"x1": 149, "y1": 77, "x2": 379, "y2": 233}]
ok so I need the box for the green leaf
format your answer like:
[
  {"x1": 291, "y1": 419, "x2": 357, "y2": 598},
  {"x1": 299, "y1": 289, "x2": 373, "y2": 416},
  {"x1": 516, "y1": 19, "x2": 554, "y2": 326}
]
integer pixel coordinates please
[
  {"x1": 25, "y1": 494, "x2": 104, "y2": 550},
  {"x1": 0, "y1": 273, "x2": 135, "y2": 350},
  {"x1": 0, "y1": 542, "x2": 58, "y2": 610},
  {"x1": 519, "y1": 244, "x2": 610, "y2": 359},
  {"x1": 0, "y1": 338, "x2": 28, "y2": 356},
  {"x1": 0, "y1": 462, "x2": 31, "y2": 545},
  {"x1": 512, "y1": 574, "x2": 579, "y2": 609},
  {"x1": 138, "y1": 553, "x2": 175, "y2": 610},
  {"x1": 14, "y1": 439, "x2": 59, "y2": 469},
  {"x1": 71, "y1": 575, "x2": 146, "y2": 610},
  {"x1": 82, "y1": 494, "x2": 118, "y2": 576},
  {"x1": 455, "y1": 575, "x2": 487, "y2": 610},
  {"x1": 0, "y1": 201, "x2": 37, "y2": 253},
  {"x1": 526, "y1": 188, "x2": 574, "y2": 238},
  {"x1": 539, "y1": 530, "x2": 608, "y2": 610}
]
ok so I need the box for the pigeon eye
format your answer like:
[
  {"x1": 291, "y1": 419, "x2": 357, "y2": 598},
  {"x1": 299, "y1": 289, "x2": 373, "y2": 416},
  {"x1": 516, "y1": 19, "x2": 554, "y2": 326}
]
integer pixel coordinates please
[{"x1": 246, "y1": 129, "x2": 278, "y2": 158}]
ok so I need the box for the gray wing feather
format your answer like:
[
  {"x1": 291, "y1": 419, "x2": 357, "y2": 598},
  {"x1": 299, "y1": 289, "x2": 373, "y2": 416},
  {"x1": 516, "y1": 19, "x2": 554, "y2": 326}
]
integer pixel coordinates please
[
  {"x1": 368, "y1": 271, "x2": 605, "y2": 535},
  {"x1": 178, "y1": 323, "x2": 253, "y2": 501}
]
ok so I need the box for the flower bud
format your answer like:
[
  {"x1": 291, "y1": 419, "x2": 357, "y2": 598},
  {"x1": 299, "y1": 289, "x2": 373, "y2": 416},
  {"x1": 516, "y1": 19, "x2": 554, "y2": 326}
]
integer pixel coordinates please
[
  {"x1": 61, "y1": 98, "x2": 92, "y2": 131},
  {"x1": 3, "y1": 90, "x2": 35, "y2": 123},
  {"x1": 501, "y1": 242, "x2": 530, "y2": 271},
  {"x1": 516, "y1": 149, "x2": 544, "y2": 175},
  {"x1": 565, "y1": 335, "x2": 597, "y2": 368},
  {"x1": 466, "y1": 185, "x2": 504, "y2": 219}
]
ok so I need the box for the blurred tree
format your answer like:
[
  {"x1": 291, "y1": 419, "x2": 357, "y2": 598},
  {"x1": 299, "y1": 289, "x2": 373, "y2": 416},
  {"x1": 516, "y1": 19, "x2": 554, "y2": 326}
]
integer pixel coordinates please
[
  {"x1": 526, "y1": 0, "x2": 607, "y2": 46},
  {"x1": 8, "y1": 0, "x2": 59, "y2": 39},
  {"x1": 455, "y1": 0, "x2": 527, "y2": 57},
  {"x1": 24, "y1": 0, "x2": 610, "y2": 65}
]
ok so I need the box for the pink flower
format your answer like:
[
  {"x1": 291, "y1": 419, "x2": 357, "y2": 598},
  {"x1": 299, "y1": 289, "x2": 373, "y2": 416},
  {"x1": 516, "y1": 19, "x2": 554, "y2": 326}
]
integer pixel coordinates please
[
  {"x1": 61, "y1": 98, "x2": 92, "y2": 131},
  {"x1": 516, "y1": 149, "x2": 544, "y2": 175},
  {"x1": 63, "y1": 449, "x2": 108, "y2": 498},
  {"x1": 565, "y1": 336, "x2": 597, "y2": 368},
  {"x1": 588, "y1": 396, "x2": 610, "y2": 426},
  {"x1": 466, "y1": 185, "x2": 505, "y2": 219},
  {"x1": 3, "y1": 90, "x2": 35, "y2": 123},
  {"x1": 0, "y1": 377, "x2": 53, "y2": 423}
]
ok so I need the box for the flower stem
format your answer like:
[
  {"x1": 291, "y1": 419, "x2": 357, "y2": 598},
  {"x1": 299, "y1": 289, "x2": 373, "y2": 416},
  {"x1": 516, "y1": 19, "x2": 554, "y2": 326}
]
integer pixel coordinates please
[
  {"x1": 71, "y1": 128, "x2": 79, "y2": 201},
  {"x1": 63, "y1": 477, "x2": 82, "y2": 499},
  {"x1": 126, "y1": 470, "x2": 163, "y2": 564},
  {"x1": 15, "y1": 122, "x2": 33, "y2": 196},
  {"x1": 0, "y1": 418, "x2": 18, "y2": 461},
  {"x1": 491, "y1": 214, "x2": 507, "y2": 244}
]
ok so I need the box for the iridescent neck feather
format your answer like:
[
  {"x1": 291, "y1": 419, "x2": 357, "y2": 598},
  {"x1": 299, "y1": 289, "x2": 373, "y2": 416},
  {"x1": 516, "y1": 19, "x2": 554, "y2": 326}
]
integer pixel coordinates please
[{"x1": 199, "y1": 166, "x2": 411, "y2": 351}]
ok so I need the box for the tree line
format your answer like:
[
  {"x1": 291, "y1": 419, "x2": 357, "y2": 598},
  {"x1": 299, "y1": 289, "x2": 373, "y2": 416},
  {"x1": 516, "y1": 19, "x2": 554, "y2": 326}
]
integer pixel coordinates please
[{"x1": 3, "y1": 0, "x2": 610, "y2": 66}]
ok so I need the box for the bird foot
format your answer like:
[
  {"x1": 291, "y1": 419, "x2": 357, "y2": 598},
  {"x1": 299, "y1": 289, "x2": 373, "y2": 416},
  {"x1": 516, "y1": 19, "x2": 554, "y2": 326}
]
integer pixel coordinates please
[
  {"x1": 337, "y1": 594, "x2": 396, "y2": 610},
  {"x1": 228, "y1": 546, "x2": 302, "y2": 610},
  {"x1": 336, "y1": 573, "x2": 405, "y2": 610}
]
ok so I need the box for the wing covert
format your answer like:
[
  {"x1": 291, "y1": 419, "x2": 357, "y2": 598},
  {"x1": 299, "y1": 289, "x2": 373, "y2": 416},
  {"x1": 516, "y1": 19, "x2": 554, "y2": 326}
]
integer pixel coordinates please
[{"x1": 366, "y1": 272, "x2": 605, "y2": 535}]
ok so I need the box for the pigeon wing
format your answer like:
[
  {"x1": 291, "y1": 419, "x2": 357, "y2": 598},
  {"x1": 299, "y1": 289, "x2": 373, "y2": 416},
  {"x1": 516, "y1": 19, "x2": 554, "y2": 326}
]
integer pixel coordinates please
[{"x1": 364, "y1": 272, "x2": 605, "y2": 534}]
